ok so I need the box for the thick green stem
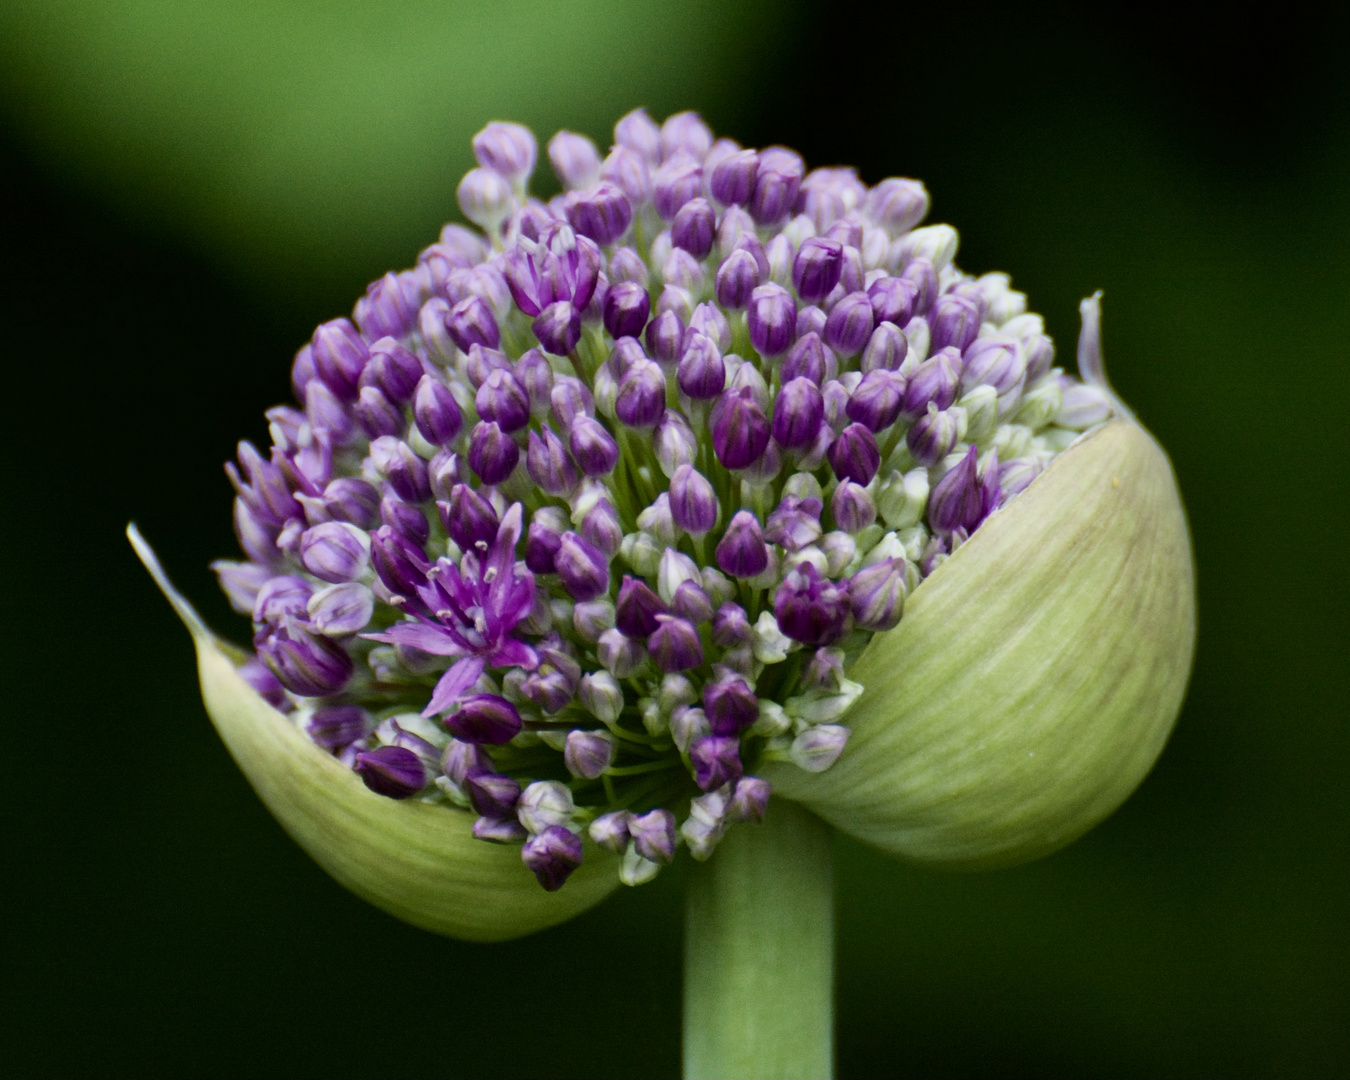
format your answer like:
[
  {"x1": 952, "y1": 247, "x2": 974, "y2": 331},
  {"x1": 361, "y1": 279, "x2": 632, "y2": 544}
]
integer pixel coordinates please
[{"x1": 683, "y1": 800, "x2": 834, "y2": 1080}]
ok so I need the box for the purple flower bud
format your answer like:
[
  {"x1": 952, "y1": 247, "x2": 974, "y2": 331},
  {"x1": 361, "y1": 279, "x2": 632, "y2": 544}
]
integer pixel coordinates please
[
  {"x1": 929, "y1": 293, "x2": 981, "y2": 353},
  {"x1": 508, "y1": 350, "x2": 552, "y2": 418},
  {"x1": 712, "y1": 387, "x2": 771, "y2": 470},
  {"x1": 361, "y1": 337, "x2": 423, "y2": 405},
  {"x1": 474, "y1": 815, "x2": 528, "y2": 843},
  {"x1": 654, "y1": 154, "x2": 703, "y2": 221},
  {"x1": 750, "y1": 146, "x2": 804, "y2": 226},
  {"x1": 662, "y1": 249, "x2": 704, "y2": 294},
  {"x1": 466, "y1": 770, "x2": 522, "y2": 818},
  {"x1": 747, "y1": 283, "x2": 797, "y2": 357},
  {"x1": 532, "y1": 300, "x2": 582, "y2": 356},
  {"x1": 671, "y1": 579, "x2": 714, "y2": 624},
  {"x1": 581, "y1": 499, "x2": 623, "y2": 558},
  {"x1": 792, "y1": 238, "x2": 844, "y2": 303},
  {"x1": 383, "y1": 441, "x2": 432, "y2": 504},
  {"x1": 427, "y1": 449, "x2": 465, "y2": 503},
  {"x1": 567, "y1": 415, "x2": 619, "y2": 476},
  {"x1": 601, "y1": 147, "x2": 651, "y2": 207},
  {"x1": 525, "y1": 426, "x2": 579, "y2": 496},
  {"x1": 774, "y1": 562, "x2": 850, "y2": 646},
  {"x1": 291, "y1": 344, "x2": 316, "y2": 404},
  {"x1": 849, "y1": 558, "x2": 905, "y2": 631},
  {"x1": 307, "y1": 581, "x2": 375, "y2": 637},
  {"x1": 589, "y1": 810, "x2": 631, "y2": 854},
  {"x1": 676, "y1": 333, "x2": 725, "y2": 400},
  {"x1": 770, "y1": 376, "x2": 824, "y2": 450},
  {"x1": 846, "y1": 369, "x2": 906, "y2": 433},
  {"x1": 609, "y1": 248, "x2": 650, "y2": 290},
  {"x1": 644, "y1": 309, "x2": 685, "y2": 364},
  {"x1": 440, "y1": 483, "x2": 499, "y2": 552},
  {"x1": 614, "y1": 107, "x2": 661, "y2": 162},
  {"x1": 668, "y1": 464, "x2": 719, "y2": 536},
  {"x1": 441, "y1": 739, "x2": 492, "y2": 788},
  {"x1": 998, "y1": 456, "x2": 1042, "y2": 500},
  {"x1": 597, "y1": 628, "x2": 646, "y2": 677},
  {"x1": 445, "y1": 694, "x2": 522, "y2": 745},
  {"x1": 457, "y1": 167, "x2": 516, "y2": 232},
  {"x1": 570, "y1": 599, "x2": 613, "y2": 643},
  {"x1": 547, "y1": 129, "x2": 601, "y2": 189},
  {"x1": 521, "y1": 826, "x2": 584, "y2": 891},
  {"x1": 355, "y1": 271, "x2": 422, "y2": 340},
  {"x1": 525, "y1": 506, "x2": 566, "y2": 573},
  {"x1": 713, "y1": 247, "x2": 761, "y2": 310},
  {"x1": 238, "y1": 656, "x2": 291, "y2": 712},
  {"x1": 616, "y1": 358, "x2": 667, "y2": 428},
  {"x1": 962, "y1": 336, "x2": 1027, "y2": 397},
  {"x1": 791, "y1": 724, "x2": 850, "y2": 772},
  {"x1": 566, "y1": 181, "x2": 632, "y2": 246},
  {"x1": 310, "y1": 319, "x2": 368, "y2": 402},
  {"x1": 764, "y1": 494, "x2": 823, "y2": 552},
  {"x1": 369, "y1": 524, "x2": 430, "y2": 598},
  {"x1": 354, "y1": 746, "x2": 426, "y2": 799},
  {"x1": 672, "y1": 197, "x2": 716, "y2": 259},
  {"x1": 715, "y1": 511, "x2": 769, "y2": 579},
  {"x1": 660, "y1": 111, "x2": 713, "y2": 160},
  {"x1": 777, "y1": 334, "x2": 829, "y2": 388},
  {"x1": 861, "y1": 322, "x2": 909, "y2": 374},
  {"x1": 867, "y1": 178, "x2": 929, "y2": 234},
  {"x1": 348, "y1": 385, "x2": 399, "y2": 439},
  {"x1": 253, "y1": 576, "x2": 312, "y2": 625},
  {"x1": 906, "y1": 404, "x2": 962, "y2": 466},
  {"x1": 213, "y1": 561, "x2": 272, "y2": 616},
  {"x1": 446, "y1": 295, "x2": 501, "y2": 353},
  {"x1": 831, "y1": 480, "x2": 877, "y2": 534},
  {"x1": 828, "y1": 423, "x2": 881, "y2": 485},
  {"x1": 710, "y1": 148, "x2": 759, "y2": 206},
  {"x1": 868, "y1": 275, "x2": 917, "y2": 328},
  {"x1": 648, "y1": 614, "x2": 703, "y2": 672},
  {"x1": 616, "y1": 576, "x2": 668, "y2": 638},
  {"x1": 711, "y1": 603, "x2": 752, "y2": 647},
  {"x1": 467, "y1": 421, "x2": 519, "y2": 485},
  {"x1": 647, "y1": 411, "x2": 694, "y2": 479},
  {"x1": 703, "y1": 675, "x2": 758, "y2": 735},
  {"x1": 556, "y1": 531, "x2": 610, "y2": 601},
  {"x1": 722, "y1": 776, "x2": 768, "y2": 824},
  {"x1": 930, "y1": 445, "x2": 1000, "y2": 535},
  {"x1": 824, "y1": 291, "x2": 876, "y2": 355},
  {"x1": 463, "y1": 343, "x2": 512, "y2": 389},
  {"x1": 602, "y1": 280, "x2": 651, "y2": 340},
  {"x1": 630, "y1": 809, "x2": 677, "y2": 864},
  {"x1": 564, "y1": 730, "x2": 615, "y2": 780},
  {"x1": 318, "y1": 478, "x2": 379, "y2": 530},
  {"x1": 902, "y1": 347, "x2": 964, "y2": 417},
  {"x1": 306, "y1": 704, "x2": 371, "y2": 752},
  {"x1": 550, "y1": 374, "x2": 594, "y2": 430},
  {"x1": 473, "y1": 121, "x2": 537, "y2": 185},
  {"x1": 257, "y1": 618, "x2": 353, "y2": 696},
  {"x1": 299, "y1": 522, "x2": 368, "y2": 583},
  {"x1": 691, "y1": 735, "x2": 744, "y2": 792},
  {"x1": 408, "y1": 376, "x2": 460, "y2": 446}
]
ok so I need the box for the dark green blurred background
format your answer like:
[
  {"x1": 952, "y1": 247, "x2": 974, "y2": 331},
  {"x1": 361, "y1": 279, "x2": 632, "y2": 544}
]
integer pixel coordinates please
[{"x1": 2, "y1": 1, "x2": 1346, "y2": 1076}]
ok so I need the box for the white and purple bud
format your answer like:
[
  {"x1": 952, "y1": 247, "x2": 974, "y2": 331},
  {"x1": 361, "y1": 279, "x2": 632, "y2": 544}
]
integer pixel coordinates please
[
  {"x1": 671, "y1": 579, "x2": 714, "y2": 624},
  {"x1": 309, "y1": 318, "x2": 368, "y2": 403},
  {"x1": 407, "y1": 376, "x2": 460, "y2": 447},
  {"x1": 581, "y1": 499, "x2": 623, "y2": 558},
  {"x1": 619, "y1": 530, "x2": 663, "y2": 576},
  {"x1": 824, "y1": 291, "x2": 875, "y2": 356},
  {"x1": 307, "y1": 582, "x2": 375, "y2": 637},
  {"x1": 654, "y1": 154, "x2": 703, "y2": 221},
  {"x1": 877, "y1": 467, "x2": 929, "y2": 529},
  {"x1": 517, "y1": 780, "x2": 576, "y2": 834},
  {"x1": 928, "y1": 293, "x2": 981, "y2": 354},
  {"x1": 446, "y1": 295, "x2": 502, "y2": 354},
  {"x1": 299, "y1": 522, "x2": 368, "y2": 584},
  {"x1": 615, "y1": 358, "x2": 667, "y2": 428},
  {"x1": 578, "y1": 670, "x2": 624, "y2": 725},
  {"x1": 212, "y1": 561, "x2": 272, "y2": 616},
  {"x1": 361, "y1": 337, "x2": 422, "y2": 405},
  {"x1": 710, "y1": 148, "x2": 759, "y2": 206},
  {"x1": 568, "y1": 182, "x2": 633, "y2": 246},
  {"x1": 781, "y1": 332, "x2": 836, "y2": 386},
  {"x1": 457, "y1": 167, "x2": 516, "y2": 234},
  {"x1": 846, "y1": 369, "x2": 906, "y2": 433},
  {"x1": 669, "y1": 464, "x2": 719, "y2": 537},
  {"x1": 256, "y1": 618, "x2": 353, "y2": 696},
  {"x1": 848, "y1": 558, "x2": 906, "y2": 631},
  {"x1": 906, "y1": 404, "x2": 964, "y2": 467},
  {"x1": 351, "y1": 386, "x2": 402, "y2": 440},
  {"x1": 747, "y1": 283, "x2": 797, "y2": 357},
  {"x1": 750, "y1": 146, "x2": 804, "y2": 226},
  {"x1": 532, "y1": 300, "x2": 582, "y2": 356},
  {"x1": 788, "y1": 724, "x2": 850, "y2": 772},
  {"x1": 997, "y1": 456, "x2": 1043, "y2": 501},
  {"x1": 691, "y1": 734, "x2": 744, "y2": 792},
  {"x1": 867, "y1": 276, "x2": 918, "y2": 331},
  {"x1": 526, "y1": 426, "x2": 580, "y2": 496},
  {"x1": 634, "y1": 493, "x2": 676, "y2": 546},
  {"x1": 764, "y1": 494, "x2": 823, "y2": 552},
  {"x1": 670, "y1": 705, "x2": 711, "y2": 754},
  {"x1": 521, "y1": 826, "x2": 583, "y2": 892},
  {"x1": 548, "y1": 375, "x2": 593, "y2": 432},
  {"x1": 866, "y1": 178, "x2": 929, "y2": 235},
  {"x1": 901, "y1": 346, "x2": 964, "y2": 417},
  {"x1": 564, "y1": 415, "x2": 618, "y2": 477},
  {"x1": 727, "y1": 776, "x2": 771, "y2": 823},
  {"x1": 547, "y1": 129, "x2": 602, "y2": 191},
  {"x1": 715, "y1": 247, "x2": 761, "y2": 309},
  {"x1": 831, "y1": 481, "x2": 877, "y2": 534},
  {"x1": 625, "y1": 809, "x2": 676, "y2": 866},
  {"x1": 472, "y1": 121, "x2": 537, "y2": 188},
  {"x1": 1059, "y1": 383, "x2": 1114, "y2": 429},
  {"x1": 589, "y1": 811, "x2": 631, "y2": 856},
  {"x1": 671, "y1": 197, "x2": 716, "y2": 260},
  {"x1": 601, "y1": 147, "x2": 651, "y2": 208},
  {"x1": 597, "y1": 628, "x2": 646, "y2": 678}
]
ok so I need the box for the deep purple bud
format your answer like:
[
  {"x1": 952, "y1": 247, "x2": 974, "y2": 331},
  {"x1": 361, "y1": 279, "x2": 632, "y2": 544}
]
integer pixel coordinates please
[
  {"x1": 629, "y1": 809, "x2": 677, "y2": 864},
  {"x1": 369, "y1": 524, "x2": 430, "y2": 598},
  {"x1": 710, "y1": 148, "x2": 758, "y2": 206},
  {"x1": 526, "y1": 507, "x2": 567, "y2": 573},
  {"x1": 727, "y1": 776, "x2": 771, "y2": 823},
  {"x1": 569, "y1": 415, "x2": 619, "y2": 475},
  {"x1": 668, "y1": 464, "x2": 719, "y2": 536},
  {"x1": 521, "y1": 826, "x2": 584, "y2": 891},
  {"x1": 532, "y1": 300, "x2": 582, "y2": 356},
  {"x1": 712, "y1": 387, "x2": 771, "y2": 470},
  {"x1": 354, "y1": 746, "x2": 426, "y2": 799},
  {"x1": 654, "y1": 155, "x2": 703, "y2": 220},
  {"x1": 703, "y1": 675, "x2": 758, "y2": 735},
  {"x1": 747, "y1": 284, "x2": 797, "y2": 357},
  {"x1": 440, "y1": 483, "x2": 499, "y2": 552},
  {"x1": 781, "y1": 332, "x2": 834, "y2": 386},
  {"x1": 603, "y1": 280, "x2": 651, "y2": 340},
  {"x1": 466, "y1": 771, "x2": 522, "y2": 819},
  {"x1": 526, "y1": 427, "x2": 579, "y2": 496},
  {"x1": 827, "y1": 423, "x2": 881, "y2": 485},
  {"x1": 906, "y1": 405, "x2": 963, "y2": 466},
  {"x1": 868, "y1": 275, "x2": 917, "y2": 328},
  {"x1": 300, "y1": 522, "x2": 368, "y2": 583},
  {"x1": 551, "y1": 375, "x2": 594, "y2": 430},
  {"x1": 930, "y1": 445, "x2": 1000, "y2": 534},
  {"x1": 861, "y1": 322, "x2": 909, "y2": 373},
  {"x1": 307, "y1": 705, "x2": 371, "y2": 752},
  {"x1": 412, "y1": 376, "x2": 463, "y2": 446},
  {"x1": 846, "y1": 369, "x2": 906, "y2": 432},
  {"x1": 616, "y1": 358, "x2": 667, "y2": 428},
  {"x1": 446, "y1": 295, "x2": 501, "y2": 352},
  {"x1": 676, "y1": 333, "x2": 725, "y2": 399},
  {"x1": 467, "y1": 421, "x2": 519, "y2": 484},
  {"x1": 645, "y1": 309, "x2": 685, "y2": 363},
  {"x1": 353, "y1": 386, "x2": 403, "y2": 439},
  {"x1": 257, "y1": 619, "x2": 353, "y2": 696},
  {"x1": 311, "y1": 319, "x2": 368, "y2": 402},
  {"x1": 929, "y1": 294, "x2": 981, "y2": 353},
  {"x1": 384, "y1": 441, "x2": 432, "y2": 504},
  {"x1": 831, "y1": 480, "x2": 877, "y2": 533},
  {"x1": 750, "y1": 147, "x2": 804, "y2": 226},
  {"x1": 691, "y1": 735, "x2": 744, "y2": 792},
  {"x1": 902, "y1": 347, "x2": 964, "y2": 417},
  {"x1": 556, "y1": 531, "x2": 610, "y2": 601},
  {"x1": 648, "y1": 614, "x2": 703, "y2": 672},
  {"x1": 774, "y1": 562, "x2": 850, "y2": 646},
  {"x1": 715, "y1": 511, "x2": 769, "y2": 578},
  {"x1": 711, "y1": 603, "x2": 752, "y2": 647},
  {"x1": 849, "y1": 558, "x2": 905, "y2": 631},
  {"x1": 581, "y1": 499, "x2": 623, "y2": 558},
  {"x1": 473, "y1": 121, "x2": 537, "y2": 184},
  {"x1": 567, "y1": 181, "x2": 633, "y2": 245},
  {"x1": 715, "y1": 248, "x2": 761, "y2": 309},
  {"x1": 672, "y1": 197, "x2": 716, "y2": 259},
  {"x1": 361, "y1": 337, "x2": 423, "y2": 404},
  {"x1": 616, "y1": 575, "x2": 668, "y2": 637},
  {"x1": 445, "y1": 694, "x2": 522, "y2": 745},
  {"x1": 793, "y1": 238, "x2": 844, "y2": 302},
  {"x1": 772, "y1": 377, "x2": 825, "y2": 449},
  {"x1": 824, "y1": 291, "x2": 875, "y2": 355}
]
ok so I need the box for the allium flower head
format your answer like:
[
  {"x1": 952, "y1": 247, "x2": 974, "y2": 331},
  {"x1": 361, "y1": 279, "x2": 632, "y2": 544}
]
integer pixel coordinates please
[{"x1": 133, "y1": 109, "x2": 1194, "y2": 937}]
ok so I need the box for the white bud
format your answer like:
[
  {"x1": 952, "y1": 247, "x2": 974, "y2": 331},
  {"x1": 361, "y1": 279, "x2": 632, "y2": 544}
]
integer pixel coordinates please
[
  {"x1": 751, "y1": 611, "x2": 797, "y2": 664},
  {"x1": 752, "y1": 700, "x2": 791, "y2": 738},
  {"x1": 657, "y1": 548, "x2": 701, "y2": 603},
  {"x1": 877, "y1": 467, "x2": 929, "y2": 530},
  {"x1": 517, "y1": 781, "x2": 575, "y2": 834},
  {"x1": 620, "y1": 531, "x2": 663, "y2": 576}
]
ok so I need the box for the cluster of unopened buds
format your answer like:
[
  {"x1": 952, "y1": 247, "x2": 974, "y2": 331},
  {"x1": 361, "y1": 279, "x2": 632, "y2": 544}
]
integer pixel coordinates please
[{"x1": 212, "y1": 109, "x2": 1119, "y2": 892}]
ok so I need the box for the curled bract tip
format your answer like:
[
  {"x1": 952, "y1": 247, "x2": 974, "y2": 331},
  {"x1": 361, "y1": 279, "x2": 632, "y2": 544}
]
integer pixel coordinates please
[
  {"x1": 127, "y1": 525, "x2": 619, "y2": 941},
  {"x1": 766, "y1": 419, "x2": 1195, "y2": 868}
]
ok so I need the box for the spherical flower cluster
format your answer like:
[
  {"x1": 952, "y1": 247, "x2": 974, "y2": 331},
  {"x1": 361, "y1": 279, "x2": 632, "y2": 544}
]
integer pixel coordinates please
[{"x1": 211, "y1": 110, "x2": 1120, "y2": 892}]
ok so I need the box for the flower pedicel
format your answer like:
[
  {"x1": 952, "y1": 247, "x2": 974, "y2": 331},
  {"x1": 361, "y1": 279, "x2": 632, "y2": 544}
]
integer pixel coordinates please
[{"x1": 130, "y1": 110, "x2": 1193, "y2": 940}]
